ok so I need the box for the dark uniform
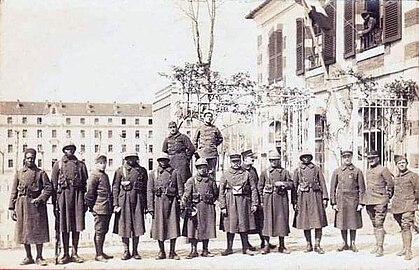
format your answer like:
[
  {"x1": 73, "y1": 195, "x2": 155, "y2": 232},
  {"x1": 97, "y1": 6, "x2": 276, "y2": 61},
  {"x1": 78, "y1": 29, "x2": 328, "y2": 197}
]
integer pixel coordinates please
[
  {"x1": 112, "y1": 154, "x2": 148, "y2": 260},
  {"x1": 51, "y1": 144, "x2": 88, "y2": 264},
  {"x1": 162, "y1": 130, "x2": 195, "y2": 184},
  {"x1": 219, "y1": 154, "x2": 258, "y2": 256},
  {"x1": 364, "y1": 150, "x2": 394, "y2": 256},
  {"x1": 292, "y1": 152, "x2": 328, "y2": 254},
  {"x1": 391, "y1": 155, "x2": 419, "y2": 260},
  {"x1": 85, "y1": 164, "x2": 113, "y2": 262}
]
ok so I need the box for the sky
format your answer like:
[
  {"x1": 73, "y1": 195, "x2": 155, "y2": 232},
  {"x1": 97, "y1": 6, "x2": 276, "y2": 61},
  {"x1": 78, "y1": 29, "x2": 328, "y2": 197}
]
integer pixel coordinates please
[{"x1": 0, "y1": 0, "x2": 260, "y2": 104}]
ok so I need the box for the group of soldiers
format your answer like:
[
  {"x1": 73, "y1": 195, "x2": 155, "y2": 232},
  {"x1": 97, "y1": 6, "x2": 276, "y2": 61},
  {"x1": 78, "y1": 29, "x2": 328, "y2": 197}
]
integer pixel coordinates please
[{"x1": 7, "y1": 110, "x2": 419, "y2": 266}]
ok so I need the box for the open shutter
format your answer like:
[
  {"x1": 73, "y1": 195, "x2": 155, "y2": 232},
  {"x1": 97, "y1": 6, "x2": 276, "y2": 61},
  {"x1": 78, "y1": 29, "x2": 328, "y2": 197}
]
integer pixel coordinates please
[
  {"x1": 296, "y1": 18, "x2": 305, "y2": 75},
  {"x1": 344, "y1": 0, "x2": 356, "y2": 58},
  {"x1": 322, "y1": 0, "x2": 336, "y2": 65},
  {"x1": 275, "y1": 30, "x2": 283, "y2": 81},
  {"x1": 268, "y1": 31, "x2": 276, "y2": 84},
  {"x1": 383, "y1": 0, "x2": 402, "y2": 44}
]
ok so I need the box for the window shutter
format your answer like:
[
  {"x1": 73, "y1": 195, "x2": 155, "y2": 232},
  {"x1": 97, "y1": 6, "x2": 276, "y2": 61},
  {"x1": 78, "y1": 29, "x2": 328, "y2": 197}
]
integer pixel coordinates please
[
  {"x1": 322, "y1": 0, "x2": 336, "y2": 65},
  {"x1": 344, "y1": 0, "x2": 356, "y2": 58},
  {"x1": 268, "y1": 31, "x2": 276, "y2": 84},
  {"x1": 275, "y1": 30, "x2": 283, "y2": 81},
  {"x1": 383, "y1": 0, "x2": 402, "y2": 44},
  {"x1": 296, "y1": 18, "x2": 305, "y2": 75}
]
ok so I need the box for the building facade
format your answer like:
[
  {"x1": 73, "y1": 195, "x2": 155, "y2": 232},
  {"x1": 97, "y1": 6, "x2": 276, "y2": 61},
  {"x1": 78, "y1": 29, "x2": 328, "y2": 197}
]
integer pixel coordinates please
[
  {"x1": 246, "y1": 0, "x2": 419, "y2": 178},
  {"x1": 0, "y1": 100, "x2": 153, "y2": 248}
]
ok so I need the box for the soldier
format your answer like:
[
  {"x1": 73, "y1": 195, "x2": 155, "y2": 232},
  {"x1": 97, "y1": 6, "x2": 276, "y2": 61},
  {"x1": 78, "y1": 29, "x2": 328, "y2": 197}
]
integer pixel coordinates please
[
  {"x1": 8, "y1": 148, "x2": 53, "y2": 266},
  {"x1": 112, "y1": 152, "x2": 148, "y2": 260},
  {"x1": 85, "y1": 154, "x2": 114, "y2": 262},
  {"x1": 292, "y1": 151, "x2": 328, "y2": 254},
  {"x1": 258, "y1": 151, "x2": 293, "y2": 255},
  {"x1": 241, "y1": 149, "x2": 276, "y2": 251},
  {"x1": 193, "y1": 110, "x2": 223, "y2": 179},
  {"x1": 391, "y1": 155, "x2": 419, "y2": 260},
  {"x1": 147, "y1": 153, "x2": 184, "y2": 260},
  {"x1": 180, "y1": 158, "x2": 218, "y2": 259},
  {"x1": 364, "y1": 150, "x2": 394, "y2": 257},
  {"x1": 330, "y1": 150, "x2": 366, "y2": 252},
  {"x1": 51, "y1": 142, "x2": 88, "y2": 264},
  {"x1": 219, "y1": 153, "x2": 258, "y2": 256},
  {"x1": 162, "y1": 121, "x2": 195, "y2": 184}
]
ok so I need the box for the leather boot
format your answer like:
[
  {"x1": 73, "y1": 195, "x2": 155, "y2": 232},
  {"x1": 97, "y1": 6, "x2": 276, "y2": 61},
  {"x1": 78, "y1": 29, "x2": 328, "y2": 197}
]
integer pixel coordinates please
[
  {"x1": 370, "y1": 228, "x2": 378, "y2": 254},
  {"x1": 396, "y1": 231, "x2": 406, "y2": 256},
  {"x1": 168, "y1": 239, "x2": 180, "y2": 260},
  {"x1": 35, "y1": 244, "x2": 47, "y2": 266},
  {"x1": 278, "y1": 237, "x2": 290, "y2": 254},
  {"x1": 94, "y1": 234, "x2": 107, "y2": 262},
  {"x1": 375, "y1": 228, "x2": 384, "y2": 257},
  {"x1": 241, "y1": 233, "x2": 256, "y2": 256},
  {"x1": 337, "y1": 242, "x2": 349, "y2": 252},
  {"x1": 349, "y1": 230, "x2": 358, "y2": 252},
  {"x1": 304, "y1": 230, "x2": 313, "y2": 252},
  {"x1": 404, "y1": 230, "x2": 413, "y2": 260},
  {"x1": 58, "y1": 233, "x2": 71, "y2": 264},
  {"x1": 21, "y1": 244, "x2": 34, "y2": 265},
  {"x1": 71, "y1": 232, "x2": 84, "y2": 263},
  {"x1": 155, "y1": 241, "x2": 166, "y2": 260},
  {"x1": 201, "y1": 239, "x2": 214, "y2": 257},
  {"x1": 100, "y1": 233, "x2": 113, "y2": 260},
  {"x1": 314, "y1": 238, "x2": 325, "y2": 254},
  {"x1": 121, "y1": 237, "x2": 131, "y2": 260},
  {"x1": 221, "y1": 233, "x2": 234, "y2": 256},
  {"x1": 185, "y1": 240, "x2": 199, "y2": 259},
  {"x1": 132, "y1": 237, "x2": 141, "y2": 260}
]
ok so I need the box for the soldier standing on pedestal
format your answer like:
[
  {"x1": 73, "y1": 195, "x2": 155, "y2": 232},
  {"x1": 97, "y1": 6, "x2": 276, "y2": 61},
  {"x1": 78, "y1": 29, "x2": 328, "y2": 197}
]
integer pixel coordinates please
[
  {"x1": 391, "y1": 155, "x2": 419, "y2": 260},
  {"x1": 51, "y1": 142, "x2": 88, "y2": 264},
  {"x1": 364, "y1": 150, "x2": 394, "y2": 257},
  {"x1": 9, "y1": 148, "x2": 53, "y2": 266},
  {"x1": 193, "y1": 110, "x2": 223, "y2": 179},
  {"x1": 162, "y1": 121, "x2": 195, "y2": 184},
  {"x1": 112, "y1": 152, "x2": 148, "y2": 260},
  {"x1": 330, "y1": 150, "x2": 366, "y2": 252}
]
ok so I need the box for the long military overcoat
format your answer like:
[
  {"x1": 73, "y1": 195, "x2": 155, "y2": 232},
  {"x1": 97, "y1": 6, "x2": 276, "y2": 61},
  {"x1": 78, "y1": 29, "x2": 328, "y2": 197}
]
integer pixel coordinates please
[
  {"x1": 330, "y1": 164, "x2": 365, "y2": 230},
  {"x1": 181, "y1": 175, "x2": 218, "y2": 240},
  {"x1": 219, "y1": 167, "x2": 258, "y2": 233},
  {"x1": 51, "y1": 155, "x2": 88, "y2": 233},
  {"x1": 147, "y1": 166, "x2": 183, "y2": 241},
  {"x1": 112, "y1": 163, "x2": 148, "y2": 238},
  {"x1": 9, "y1": 165, "x2": 52, "y2": 244},
  {"x1": 258, "y1": 167, "x2": 293, "y2": 237}
]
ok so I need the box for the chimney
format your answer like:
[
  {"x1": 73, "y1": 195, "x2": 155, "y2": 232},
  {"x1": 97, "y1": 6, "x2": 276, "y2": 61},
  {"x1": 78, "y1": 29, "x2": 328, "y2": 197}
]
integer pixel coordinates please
[{"x1": 16, "y1": 99, "x2": 22, "y2": 108}]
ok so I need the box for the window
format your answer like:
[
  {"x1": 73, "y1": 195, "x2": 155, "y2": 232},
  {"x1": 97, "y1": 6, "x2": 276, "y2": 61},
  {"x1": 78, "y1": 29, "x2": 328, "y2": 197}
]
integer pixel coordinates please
[
  {"x1": 66, "y1": 130, "x2": 71, "y2": 138},
  {"x1": 37, "y1": 117, "x2": 42, "y2": 125},
  {"x1": 22, "y1": 129, "x2": 27, "y2": 138},
  {"x1": 7, "y1": 117, "x2": 12, "y2": 124},
  {"x1": 122, "y1": 144, "x2": 126, "y2": 153},
  {"x1": 80, "y1": 118, "x2": 85, "y2": 125},
  {"x1": 37, "y1": 159, "x2": 42, "y2": 168},
  {"x1": 80, "y1": 144, "x2": 86, "y2": 152},
  {"x1": 95, "y1": 145, "x2": 99, "y2": 153},
  {"x1": 80, "y1": 130, "x2": 85, "y2": 138},
  {"x1": 121, "y1": 118, "x2": 126, "y2": 125},
  {"x1": 108, "y1": 118, "x2": 112, "y2": 124},
  {"x1": 7, "y1": 145, "x2": 13, "y2": 153},
  {"x1": 108, "y1": 158, "x2": 113, "y2": 167},
  {"x1": 94, "y1": 118, "x2": 99, "y2": 125},
  {"x1": 94, "y1": 130, "x2": 100, "y2": 138},
  {"x1": 186, "y1": 119, "x2": 191, "y2": 126},
  {"x1": 37, "y1": 144, "x2": 43, "y2": 152},
  {"x1": 52, "y1": 145, "x2": 57, "y2": 153},
  {"x1": 121, "y1": 130, "x2": 126, "y2": 139},
  {"x1": 8, "y1": 159, "x2": 13, "y2": 168},
  {"x1": 135, "y1": 130, "x2": 140, "y2": 139},
  {"x1": 257, "y1": 35, "x2": 262, "y2": 48},
  {"x1": 148, "y1": 158, "x2": 153, "y2": 171},
  {"x1": 315, "y1": 114, "x2": 326, "y2": 173},
  {"x1": 22, "y1": 117, "x2": 27, "y2": 124},
  {"x1": 135, "y1": 118, "x2": 140, "y2": 125},
  {"x1": 148, "y1": 118, "x2": 153, "y2": 125},
  {"x1": 66, "y1": 117, "x2": 71, "y2": 125},
  {"x1": 269, "y1": 121, "x2": 282, "y2": 145},
  {"x1": 22, "y1": 144, "x2": 27, "y2": 153},
  {"x1": 148, "y1": 130, "x2": 153, "y2": 139},
  {"x1": 108, "y1": 145, "x2": 113, "y2": 152},
  {"x1": 37, "y1": 129, "x2": 42, "y2": 138},
  {"x1": 268, "y1": 28, "x2": 283, "y2": 83},
  {"x1": 7, "y1": 129, "x2": 13, "y2": 138},
  {"x1": 108, "y1": 130, "x2": 113, "y2": 138},
  {"x1": 135, "y1": 144, "x2": 140, "y2": 152},
  {"x1": 148, "y1": 145, "x2": 153, "y2": 153},
  {"x1": 52, "y1": 130, "x2": 57, "y2": 138}
]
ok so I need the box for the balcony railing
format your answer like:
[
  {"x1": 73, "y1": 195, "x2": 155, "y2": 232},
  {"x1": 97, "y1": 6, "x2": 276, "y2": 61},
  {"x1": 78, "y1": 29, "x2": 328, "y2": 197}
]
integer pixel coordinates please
[{"x1": 360, "y1": 28, "x2": 382, "y2": 52}]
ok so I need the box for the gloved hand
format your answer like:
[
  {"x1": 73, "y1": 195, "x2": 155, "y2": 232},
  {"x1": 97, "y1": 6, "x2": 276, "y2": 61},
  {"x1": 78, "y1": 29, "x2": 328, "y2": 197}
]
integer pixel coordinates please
[
  {"x1": 251, "y1": 205, "x2": 257, "y2": 213},
  {"x1": 323, "y1": 199, "x2": 328, "y2": 208},
  {"x1": 221, "y1": 208, "x2": 227, "y2": 217},
  {"x1": 332, "y1": 204, "x2": 338, "y2": 211},
  {"x1": 10, "y1": 210, "x2": 17, "y2": 221},
  {"x1": 148, "y1": 210, "x2": 155, "y2": 219},
  {"x1": 113, "y1": 206, "x2": 121, "y2": 213},
  {"x1": 31, "y1": 198, "x2": 42, "y2": 207},
  {"x1": 356, "y1": 205, "x2": 364, "y2": 212}
]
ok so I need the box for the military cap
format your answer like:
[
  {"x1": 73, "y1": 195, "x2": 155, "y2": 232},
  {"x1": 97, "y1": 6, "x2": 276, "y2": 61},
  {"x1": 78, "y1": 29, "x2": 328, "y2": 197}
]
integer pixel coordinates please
[
  {"x1": 241, "y1": 149, "x2": 256, "y2": 159},
  {"x1": 168, "y1": 121, "x2": 177, "y2": 128},
  {"x1": 268, "y1": 150, "x2": 281, "y2": 160},
  {"x1": 299, "y1": 151, "x2": 313, "y2": 161},
  {"x1": 394, "y1": 154, "x2": 407, "y2": 164},
  {"x1": 367, "y1": 150, "x2": 379, "y2": 158},
  {"x1": 62, "y1": 141, "x2": 76, "y2": 152},
  {"x1": 157, "y1": 152, "x2": 170, "y2": 161},
  {"x1": 95, "y1": 154, "x2": 107, "y2": 163},
  {"x1": 229, "y1": 153, "x2": 242, "y2": 161},
  {"x1": 195, "y1": 158, "x2": 209, "y2": 167},
  {"x1": 124, "y1": 152, "x2": 138, "y2": 160},
  {"x1": 203, "y1": 110, "x2": 214, "y2": 117},
  {"x1": 341, "y1": 150, "x2": 353, "y2": 156}
]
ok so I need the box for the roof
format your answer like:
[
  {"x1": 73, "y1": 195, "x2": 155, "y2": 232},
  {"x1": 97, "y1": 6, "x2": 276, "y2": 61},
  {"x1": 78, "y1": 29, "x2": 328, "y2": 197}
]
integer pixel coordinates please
[
  {"x1": 0, "y1": 100, "x2": 152, "y2": 117},
  {"x1": 245, "y1": 0, "x2": 273, "y2": 19}
]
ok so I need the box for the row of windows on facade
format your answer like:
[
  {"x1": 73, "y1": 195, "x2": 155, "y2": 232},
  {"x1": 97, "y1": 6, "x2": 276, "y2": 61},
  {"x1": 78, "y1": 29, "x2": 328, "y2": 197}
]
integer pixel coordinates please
[
  {"x1": 6, "y1": 116, "x2": 153, "y2": 126},
  {"x1": 5, "y1": 157, "x2": 154, "y2": 171},
  {"x1": 6, "y1": 144, "x2": 153, "y2": 155},
  {"x1": 6, "y1": 129, "x2": 153, "y2": 139}
]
